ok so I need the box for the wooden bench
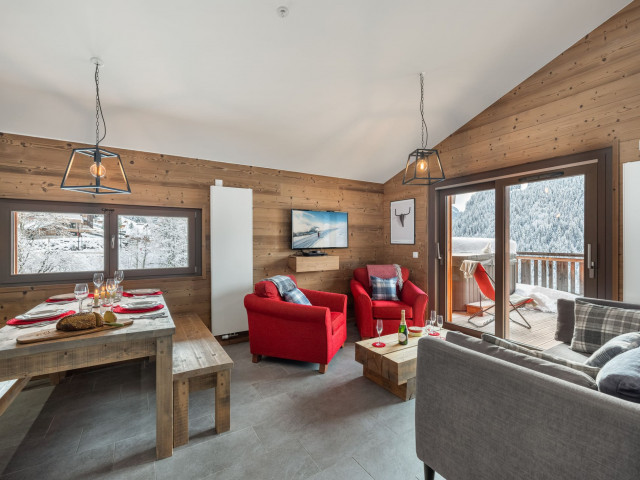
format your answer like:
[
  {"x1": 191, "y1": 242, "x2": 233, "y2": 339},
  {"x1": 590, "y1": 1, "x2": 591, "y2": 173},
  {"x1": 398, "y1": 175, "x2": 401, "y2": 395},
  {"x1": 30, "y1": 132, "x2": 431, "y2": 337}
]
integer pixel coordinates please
[
  {"x1": 172, "y1": 313, "x2": 234, "y2": 447},
  {"x1": 0, "y1": 377, "x2": 32, "y2": 416}
]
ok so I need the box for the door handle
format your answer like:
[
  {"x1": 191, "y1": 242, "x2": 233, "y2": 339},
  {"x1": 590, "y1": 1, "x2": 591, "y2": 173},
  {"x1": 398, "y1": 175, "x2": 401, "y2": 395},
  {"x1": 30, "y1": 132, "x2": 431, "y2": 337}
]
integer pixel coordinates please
[
  {"x1": 111, "y1": 234, "x2": 116, "y2": 249},
  {"x1": 587, "y1": 243, "x2": 596, "y2": 279},
  {"x1": 437, "y1": 242, "x2": 443, "y2": 265}
]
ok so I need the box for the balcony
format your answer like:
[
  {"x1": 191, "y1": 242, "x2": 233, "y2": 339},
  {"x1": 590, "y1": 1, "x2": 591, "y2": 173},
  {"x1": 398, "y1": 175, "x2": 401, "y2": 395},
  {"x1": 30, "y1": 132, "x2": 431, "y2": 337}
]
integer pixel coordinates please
[{"x1": 450, "y1": 251, "x2": 583, "y2": 349}]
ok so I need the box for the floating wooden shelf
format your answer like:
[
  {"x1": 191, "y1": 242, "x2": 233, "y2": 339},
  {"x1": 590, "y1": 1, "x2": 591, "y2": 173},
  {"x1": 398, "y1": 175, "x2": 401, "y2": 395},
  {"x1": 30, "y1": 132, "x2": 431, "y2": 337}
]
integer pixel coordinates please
[{"x1": 288, "y1": 255, "x2": 339, "y2": 273}]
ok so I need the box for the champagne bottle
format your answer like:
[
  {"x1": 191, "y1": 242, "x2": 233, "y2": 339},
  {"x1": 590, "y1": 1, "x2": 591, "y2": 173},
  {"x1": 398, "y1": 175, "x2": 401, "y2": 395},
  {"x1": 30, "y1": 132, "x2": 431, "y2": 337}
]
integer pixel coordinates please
[{"x1": 398, "y1": 310, "x2": 408, "y2": 345}]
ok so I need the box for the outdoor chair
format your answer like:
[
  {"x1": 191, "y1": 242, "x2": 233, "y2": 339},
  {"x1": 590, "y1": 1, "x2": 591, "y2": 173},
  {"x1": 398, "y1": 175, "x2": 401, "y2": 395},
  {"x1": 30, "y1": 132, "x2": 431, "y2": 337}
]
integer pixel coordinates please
[{"x1": 468, "y1": 263, "x2": 533, "y2": 329}]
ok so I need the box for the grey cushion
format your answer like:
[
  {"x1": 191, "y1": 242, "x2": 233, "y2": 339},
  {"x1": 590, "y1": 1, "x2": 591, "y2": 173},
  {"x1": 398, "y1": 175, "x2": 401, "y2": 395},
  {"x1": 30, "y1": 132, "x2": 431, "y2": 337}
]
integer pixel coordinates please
[
  {"x1": 571, "y1": 299, "x2": 640, "y2": 353},
  {"x1": 545, "y1": 342, "x2": 590, "y2": 363},
  {"x1": 447, "y1": 332, "x2": 597, "y2": 389},
  {"x1": 597, "y1": 347, "x2": 640, "y2": 403},
  {"x1": 586, "y1": 332, "x2": 640, "y2": 367},
  {"x1": 555, "y1": 298, "x2": 575, "y2": 344},
  {"x1": 482, "y1": 333, "x2": 600, "y2": 379}
]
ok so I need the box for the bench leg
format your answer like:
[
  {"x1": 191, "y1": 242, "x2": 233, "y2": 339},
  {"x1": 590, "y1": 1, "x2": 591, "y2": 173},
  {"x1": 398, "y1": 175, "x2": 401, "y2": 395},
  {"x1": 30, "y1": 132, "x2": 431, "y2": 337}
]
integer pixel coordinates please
[
  {"x1": 252, "y1": 354, "x2": 262, "y2": 363},
  {"x1": 424, "y1": 464, "x2": 435, "y2": 480},
  {"x1": 173, "y1": 379, "x2": 189, "y2": 447},
  {"x1": 49, "y1": 371, "x2": 66, "y2": 385},
  {"x1": 215, "y1": 370, "x2": 231, "y2": 434},
  {"x1": 318, "y1": 364, "x2": 328, "y2": 374}
]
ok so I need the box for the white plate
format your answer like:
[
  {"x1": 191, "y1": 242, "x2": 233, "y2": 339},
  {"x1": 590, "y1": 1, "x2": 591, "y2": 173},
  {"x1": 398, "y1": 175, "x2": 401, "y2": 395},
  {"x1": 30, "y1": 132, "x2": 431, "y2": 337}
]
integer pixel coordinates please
[
  {"x1": 48, "y1": 293, "x2": 76, "y2": 300},
  {"x1": 17, "y1": 308, "x2": 66, "y2": 320},
  {"x1": 126, "y1": 289, "x2": 159, "y2": 295},
  {"x1": 121, "y1": 301, "x2": 160, "y2": 310}
]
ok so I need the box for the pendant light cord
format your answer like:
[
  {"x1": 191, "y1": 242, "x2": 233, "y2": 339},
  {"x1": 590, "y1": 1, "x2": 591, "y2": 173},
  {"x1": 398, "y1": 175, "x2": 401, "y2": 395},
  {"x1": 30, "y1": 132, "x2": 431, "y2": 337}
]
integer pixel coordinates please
[
  {"x1": 420, "y1": 73, "x2": 428, "y2": 149},
  {"x1": 95, "y1": 63, "x2": 107, "y2": 146}
]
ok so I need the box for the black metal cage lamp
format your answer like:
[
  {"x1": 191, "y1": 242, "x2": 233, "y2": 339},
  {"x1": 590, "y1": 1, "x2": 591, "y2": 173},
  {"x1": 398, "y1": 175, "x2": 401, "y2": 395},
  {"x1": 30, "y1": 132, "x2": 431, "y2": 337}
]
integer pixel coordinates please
[
  {"x1": 402, "y1": 73, "x2": 445, "y2": 186},
  {"x1": 61, "y1": 58, "x2": 131, "y2": 195}
]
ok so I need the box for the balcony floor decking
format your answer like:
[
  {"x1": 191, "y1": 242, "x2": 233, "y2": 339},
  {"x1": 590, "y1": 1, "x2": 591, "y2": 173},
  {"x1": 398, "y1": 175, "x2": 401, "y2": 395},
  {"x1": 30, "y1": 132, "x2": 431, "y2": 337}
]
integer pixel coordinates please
[{"x1": 450, "y1": 306, "x2": 563, "y2": 350}]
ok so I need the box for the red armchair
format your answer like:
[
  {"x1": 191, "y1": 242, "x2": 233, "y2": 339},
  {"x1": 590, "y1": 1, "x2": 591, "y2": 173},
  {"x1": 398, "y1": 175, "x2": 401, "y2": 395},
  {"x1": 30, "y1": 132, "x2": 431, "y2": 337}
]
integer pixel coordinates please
[
  {"x1": 244, "y1": 275, "x2": 347, "y2": 373},
  {"x1": 350, "y1": 267, "x2": 428, "y2": 339}
]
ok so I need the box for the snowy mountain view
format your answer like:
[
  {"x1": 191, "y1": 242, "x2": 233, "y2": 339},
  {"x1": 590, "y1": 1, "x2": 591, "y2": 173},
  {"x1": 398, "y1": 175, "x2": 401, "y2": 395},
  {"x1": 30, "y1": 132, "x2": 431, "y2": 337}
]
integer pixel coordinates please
[{"x1": 452, "y1": 175, "x2": 585, "y2": 254}]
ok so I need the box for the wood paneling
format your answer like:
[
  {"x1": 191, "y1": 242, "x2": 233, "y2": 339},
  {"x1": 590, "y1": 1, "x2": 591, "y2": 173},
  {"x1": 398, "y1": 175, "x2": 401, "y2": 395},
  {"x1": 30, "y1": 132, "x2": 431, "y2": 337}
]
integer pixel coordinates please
[
  {"x1": 383, "y1": 0, "x2": 640, "y2": 300},
  {"x1": 0, "y1": 133, "x2": 384, "y2": 327}
]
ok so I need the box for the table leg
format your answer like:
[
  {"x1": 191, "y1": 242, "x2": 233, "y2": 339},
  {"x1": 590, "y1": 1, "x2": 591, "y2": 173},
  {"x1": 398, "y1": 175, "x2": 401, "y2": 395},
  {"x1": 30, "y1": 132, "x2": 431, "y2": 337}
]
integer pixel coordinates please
[
  {"x1": 156, "y1": 335, "x2": 173, "y2": 459},
  {"x1": 215, "y1": 370, "x2": 230, "y2": 433}
]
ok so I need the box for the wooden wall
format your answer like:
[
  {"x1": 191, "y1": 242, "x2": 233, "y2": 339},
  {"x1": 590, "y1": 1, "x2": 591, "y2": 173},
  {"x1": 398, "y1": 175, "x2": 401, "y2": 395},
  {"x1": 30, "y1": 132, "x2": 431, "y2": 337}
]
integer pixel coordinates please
[
  {"x1": 0, "y1": 133, "x2": 384, "y2": 327},
  {"x1": 382, "y1": 0, "x2": 640, "y2": 299}
]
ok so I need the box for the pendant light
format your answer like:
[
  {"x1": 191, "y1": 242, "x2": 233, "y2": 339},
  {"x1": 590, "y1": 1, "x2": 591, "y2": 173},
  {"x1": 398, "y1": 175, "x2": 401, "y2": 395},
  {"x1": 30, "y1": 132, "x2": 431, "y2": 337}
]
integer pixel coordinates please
[
  {"x1": 402, "y1": 72, "x2": 445, "y2": 185},
  {"x1": 61, "y1": 58, "x2": 131, "y2": 194}
]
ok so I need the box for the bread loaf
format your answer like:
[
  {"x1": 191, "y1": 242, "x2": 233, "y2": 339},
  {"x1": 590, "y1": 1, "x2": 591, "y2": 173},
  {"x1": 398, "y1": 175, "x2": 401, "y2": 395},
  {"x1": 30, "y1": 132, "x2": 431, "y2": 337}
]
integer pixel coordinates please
[{"x1": 56, "y1": 312, "x2": 103, "y2": 331}]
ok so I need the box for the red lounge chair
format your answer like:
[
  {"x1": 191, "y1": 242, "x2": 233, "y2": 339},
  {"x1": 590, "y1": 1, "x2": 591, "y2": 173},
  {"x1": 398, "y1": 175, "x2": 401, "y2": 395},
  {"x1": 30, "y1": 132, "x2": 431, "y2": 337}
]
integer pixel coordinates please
[
  {"x1": 244, "y1": 275, "x2": 347, "y2": 374},
  {"x1": 469, "y1": 263, "x2": 533, "y2": 329}
]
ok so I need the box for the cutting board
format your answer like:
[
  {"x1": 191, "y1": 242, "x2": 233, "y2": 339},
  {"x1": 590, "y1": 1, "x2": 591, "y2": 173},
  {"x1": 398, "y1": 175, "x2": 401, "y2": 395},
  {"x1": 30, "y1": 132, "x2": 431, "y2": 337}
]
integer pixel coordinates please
[{"x1": 16, "y1": 321, "x2": 134, "y2": 344}]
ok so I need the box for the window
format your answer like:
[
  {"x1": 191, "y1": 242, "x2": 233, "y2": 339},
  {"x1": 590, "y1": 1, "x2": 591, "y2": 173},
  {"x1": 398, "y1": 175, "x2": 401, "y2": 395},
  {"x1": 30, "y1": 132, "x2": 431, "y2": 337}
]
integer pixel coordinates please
[{"x1": 0, "y1": 199, "x2": 202, "y2": 285}]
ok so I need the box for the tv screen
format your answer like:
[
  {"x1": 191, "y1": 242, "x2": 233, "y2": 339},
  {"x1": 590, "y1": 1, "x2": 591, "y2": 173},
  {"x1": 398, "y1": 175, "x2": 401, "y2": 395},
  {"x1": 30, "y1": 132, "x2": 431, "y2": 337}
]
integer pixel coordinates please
[{"x1": 291, "y1": 209, "x2": 348, "y2": 249}]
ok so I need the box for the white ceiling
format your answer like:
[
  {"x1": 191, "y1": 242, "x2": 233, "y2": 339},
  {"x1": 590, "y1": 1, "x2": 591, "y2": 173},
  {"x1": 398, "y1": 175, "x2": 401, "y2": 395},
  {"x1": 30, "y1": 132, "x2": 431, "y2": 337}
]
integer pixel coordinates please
[{"x1": 0, "y1": 0, "x2": 632, "y2": 183}]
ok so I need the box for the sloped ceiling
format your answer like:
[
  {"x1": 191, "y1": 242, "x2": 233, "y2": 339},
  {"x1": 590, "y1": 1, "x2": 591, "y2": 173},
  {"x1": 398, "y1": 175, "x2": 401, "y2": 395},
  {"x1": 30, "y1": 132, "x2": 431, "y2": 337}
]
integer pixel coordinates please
[{"x1": 0, "y1": 0, "x2": 632, "y2": 183}]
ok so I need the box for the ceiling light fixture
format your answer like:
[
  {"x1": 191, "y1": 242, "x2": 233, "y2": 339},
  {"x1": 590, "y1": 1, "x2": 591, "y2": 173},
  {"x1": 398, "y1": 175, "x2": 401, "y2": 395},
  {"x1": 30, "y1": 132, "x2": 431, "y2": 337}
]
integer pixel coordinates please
[
  {"x1": 402, "y1": 72, "x2": 445, "y2": 186},
  {"x1": 61, "y1": 57, "x2": 131, "y2": 195}
]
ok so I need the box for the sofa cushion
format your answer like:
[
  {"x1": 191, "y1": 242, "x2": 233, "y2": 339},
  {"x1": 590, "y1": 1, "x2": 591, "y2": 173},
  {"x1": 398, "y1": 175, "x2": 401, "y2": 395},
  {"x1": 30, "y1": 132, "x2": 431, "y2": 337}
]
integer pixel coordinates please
[
  {"x1": 371, "y1": 300, "x2": 413, "y2": 319},
  {"x1": 283, "y1": 287, "x2": 311, "y2": 305},
  {"x1": 596, "y1": 347, "x2": 640, "y2": 403},
  {"x1": 448, "y1": 332, "x2": 597, "y2": 389},
  {"x1": 482, "y1": 334, "x2": 600, "y2": 379},
  {"x1": 544, "y1": 343, "x2": 590, "y2": 363},
  {"x1": 555, "y1": 298, "x2": 576, "y2": 344},
  {"x1": 370, "y1": 276, "x2": 399, "y2": 301},
  {"x1": 571, "y1": 299, "x2": 640, "y2": 354},
  {"x1": 586, "y1": 332, "x2": 640, "y2": 368},
  {"x1": 330, "y1": 312, "x2": 345, "y2": 334}
]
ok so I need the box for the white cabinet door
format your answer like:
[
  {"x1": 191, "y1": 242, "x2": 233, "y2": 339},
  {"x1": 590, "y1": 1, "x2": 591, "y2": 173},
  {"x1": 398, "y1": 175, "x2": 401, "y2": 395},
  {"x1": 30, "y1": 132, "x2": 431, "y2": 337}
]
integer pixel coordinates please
[
  {"x1": 211, "y1": 186, "x2": 253, "y2": 335},
  {"x1": 624, "y1": 162, "x2": 640, "y2": 303}
]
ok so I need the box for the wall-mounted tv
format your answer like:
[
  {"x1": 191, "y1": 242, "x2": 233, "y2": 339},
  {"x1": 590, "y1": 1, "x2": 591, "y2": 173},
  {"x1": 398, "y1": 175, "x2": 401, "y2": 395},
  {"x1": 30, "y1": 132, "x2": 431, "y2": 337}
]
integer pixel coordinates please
[{"x1": 291, "y1": 209, "x2": 348, "y2": 250}]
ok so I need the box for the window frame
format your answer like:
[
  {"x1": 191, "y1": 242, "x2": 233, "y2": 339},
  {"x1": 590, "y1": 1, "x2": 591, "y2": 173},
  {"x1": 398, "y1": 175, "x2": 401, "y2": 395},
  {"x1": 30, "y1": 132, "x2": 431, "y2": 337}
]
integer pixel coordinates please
[{"x1": 0, "y1": 199, "x2": 202, "y2": 286}]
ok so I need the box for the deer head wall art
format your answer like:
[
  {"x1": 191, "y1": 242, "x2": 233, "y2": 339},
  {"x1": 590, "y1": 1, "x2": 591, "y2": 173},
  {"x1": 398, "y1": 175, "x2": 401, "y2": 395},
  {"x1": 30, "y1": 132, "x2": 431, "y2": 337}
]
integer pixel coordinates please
[{"x1": 390, "y1": 198, "x2": 415, "y2": 245}]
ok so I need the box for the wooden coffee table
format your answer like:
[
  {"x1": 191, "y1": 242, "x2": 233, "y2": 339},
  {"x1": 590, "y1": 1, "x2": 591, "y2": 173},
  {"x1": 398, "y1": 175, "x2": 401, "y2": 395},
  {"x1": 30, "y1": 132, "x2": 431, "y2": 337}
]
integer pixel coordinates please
[{"x1": 355, "y1": 332, "x2": 446, "y2": 401}]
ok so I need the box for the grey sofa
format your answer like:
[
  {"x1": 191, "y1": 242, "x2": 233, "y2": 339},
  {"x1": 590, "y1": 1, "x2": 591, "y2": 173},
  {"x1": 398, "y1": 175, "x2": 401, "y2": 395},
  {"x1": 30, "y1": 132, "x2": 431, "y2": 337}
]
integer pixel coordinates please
[{"x1": 415, "y1": 298, "x2": 640, "y2": 480}]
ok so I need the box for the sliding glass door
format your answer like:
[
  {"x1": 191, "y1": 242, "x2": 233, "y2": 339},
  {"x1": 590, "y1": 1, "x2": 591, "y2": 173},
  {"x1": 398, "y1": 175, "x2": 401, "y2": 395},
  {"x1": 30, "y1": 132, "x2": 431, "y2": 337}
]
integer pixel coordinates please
[{"x1": 434, "y1": 152, "x2": 608, "y2": 347}]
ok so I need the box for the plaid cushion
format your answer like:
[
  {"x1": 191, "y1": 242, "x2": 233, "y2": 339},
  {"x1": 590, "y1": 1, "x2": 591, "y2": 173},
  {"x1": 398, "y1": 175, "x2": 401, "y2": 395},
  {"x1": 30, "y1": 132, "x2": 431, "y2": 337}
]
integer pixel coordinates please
[
  {"x1": 370, "y1": 276, "x2": 399, "y2": 301},
  {"x1": 283, "y1": 287, "x2": 311, "y2": 305},
  {"x1": 482, "y1": 334, "x2": 600, "y2": 379},
  {"x1": 571, "y1": 299, "x2": 640, "y2": 354},
  {"x1": 585, "y1": 332, "x2": 640, "y2": 367}
]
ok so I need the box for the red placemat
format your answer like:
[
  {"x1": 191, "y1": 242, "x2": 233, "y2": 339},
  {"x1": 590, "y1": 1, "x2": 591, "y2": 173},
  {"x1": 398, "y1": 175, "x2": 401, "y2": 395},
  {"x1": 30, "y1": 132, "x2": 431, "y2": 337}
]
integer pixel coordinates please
[
  {"x1": 46, "y1": 294, "x2": 94, "y2": 303},
  {"x1": 122, "y1": 291, "x2": 162, "y2": 297},
  {"x1": 111, "y1": 304, "x2": 164, "y2": 314},
  {"x1": 7, "y1": 310, "x2": 75, "y2": 326}
]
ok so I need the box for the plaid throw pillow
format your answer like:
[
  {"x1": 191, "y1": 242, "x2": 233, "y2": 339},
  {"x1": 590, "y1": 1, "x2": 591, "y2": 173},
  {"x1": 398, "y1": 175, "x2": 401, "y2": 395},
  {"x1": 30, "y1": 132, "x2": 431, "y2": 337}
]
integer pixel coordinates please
[
  {"x1": 571, "y1": 300, "x2": 640, "y2": 354},
  {"x1": 283, "y1": 287, "x2": 311, "y2": 306},
  {"x1": 585, "y1": 332, "x2": 640, "y2": 367},
  {"x1": 482, "y1": 334, "x2": 600, "y2": 379},
  {"x1": 370, "y1": 276, "x2": 399, "y2": 301}
]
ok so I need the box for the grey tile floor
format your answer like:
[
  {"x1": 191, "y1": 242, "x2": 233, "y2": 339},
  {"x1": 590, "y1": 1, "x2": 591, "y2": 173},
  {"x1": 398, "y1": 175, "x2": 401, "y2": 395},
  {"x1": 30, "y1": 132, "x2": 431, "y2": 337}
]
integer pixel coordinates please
[{"x1": 0, "y1": 323, "x2": 444, "y2": 480}]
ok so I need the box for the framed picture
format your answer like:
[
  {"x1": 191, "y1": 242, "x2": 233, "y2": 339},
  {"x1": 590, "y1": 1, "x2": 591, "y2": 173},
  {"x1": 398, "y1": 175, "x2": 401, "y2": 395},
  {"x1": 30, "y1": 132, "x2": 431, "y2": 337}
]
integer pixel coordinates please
[{"x1": 390, "y1": 198, "x2": 415, "y2": 244}]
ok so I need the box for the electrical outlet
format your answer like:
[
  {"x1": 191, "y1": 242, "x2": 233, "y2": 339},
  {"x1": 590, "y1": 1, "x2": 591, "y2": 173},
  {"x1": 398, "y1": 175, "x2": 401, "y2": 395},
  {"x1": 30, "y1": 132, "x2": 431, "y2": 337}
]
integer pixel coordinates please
[{"x1": 413, "y1": 252, "x2": 419, "y2": 258}]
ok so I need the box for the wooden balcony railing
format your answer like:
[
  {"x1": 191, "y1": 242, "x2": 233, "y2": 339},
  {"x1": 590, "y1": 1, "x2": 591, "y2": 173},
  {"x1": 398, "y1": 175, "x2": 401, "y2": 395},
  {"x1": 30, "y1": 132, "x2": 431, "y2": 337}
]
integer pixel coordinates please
[{"x1": 516, "y1": 252, "x2": 584, "y2": 295}]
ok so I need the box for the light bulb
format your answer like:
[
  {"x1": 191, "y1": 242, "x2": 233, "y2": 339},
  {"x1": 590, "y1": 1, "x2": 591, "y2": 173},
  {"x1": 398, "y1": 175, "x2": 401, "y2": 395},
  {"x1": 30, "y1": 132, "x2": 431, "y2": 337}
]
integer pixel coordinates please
[
  {"x1": 417, "y1": 158, "x2": 427, "y2": 172},
  {"x1": 90, "y1": 162, "x2": 106, "y2": 178}
]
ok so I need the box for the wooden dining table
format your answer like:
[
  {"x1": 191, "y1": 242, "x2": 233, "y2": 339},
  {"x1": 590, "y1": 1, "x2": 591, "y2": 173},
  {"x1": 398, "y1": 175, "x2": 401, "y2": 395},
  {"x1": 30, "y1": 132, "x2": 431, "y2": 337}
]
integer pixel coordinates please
[{"x1": 0, "y1": 294, "x2": 176, "y2": 459}]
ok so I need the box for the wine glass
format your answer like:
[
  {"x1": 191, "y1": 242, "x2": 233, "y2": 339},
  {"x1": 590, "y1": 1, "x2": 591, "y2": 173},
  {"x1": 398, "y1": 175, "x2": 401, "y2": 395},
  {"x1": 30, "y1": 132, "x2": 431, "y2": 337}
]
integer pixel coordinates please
[
  {"x1": 105, "y1": 278, "x2": 117, "y2": 308},
  {"x1": 114, "y1": 270, "x2": 124, "y2": 286},
  {"x1": 428, "y1": 310, "x2": 436, "y2": 333},
  {"x1": 93, "y1": 272, "x2": 104, "y2": 289},
  {"x1": 437, "y1": 315, "x2": 444, "y2": 333},
  {"x1": 373, "y1": 319, "x2": 386, "y2": 348},
  {"x1": 430, "y1": 314, "x2": 437, "y2": 335},
  {"x1": 74, "y1": 283, "x2": 88, "y2": 313}
]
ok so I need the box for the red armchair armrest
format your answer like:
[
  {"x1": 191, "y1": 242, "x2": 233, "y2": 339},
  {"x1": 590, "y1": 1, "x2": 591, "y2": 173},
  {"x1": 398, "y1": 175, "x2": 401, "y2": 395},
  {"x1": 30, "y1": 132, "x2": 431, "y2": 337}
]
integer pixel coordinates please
[
  {"x1": 400, "y1": 280, "x2": 428, "y2": 325},
  {"x1": 301, "y1": 289, "x2": 347, "y2": 316}
]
